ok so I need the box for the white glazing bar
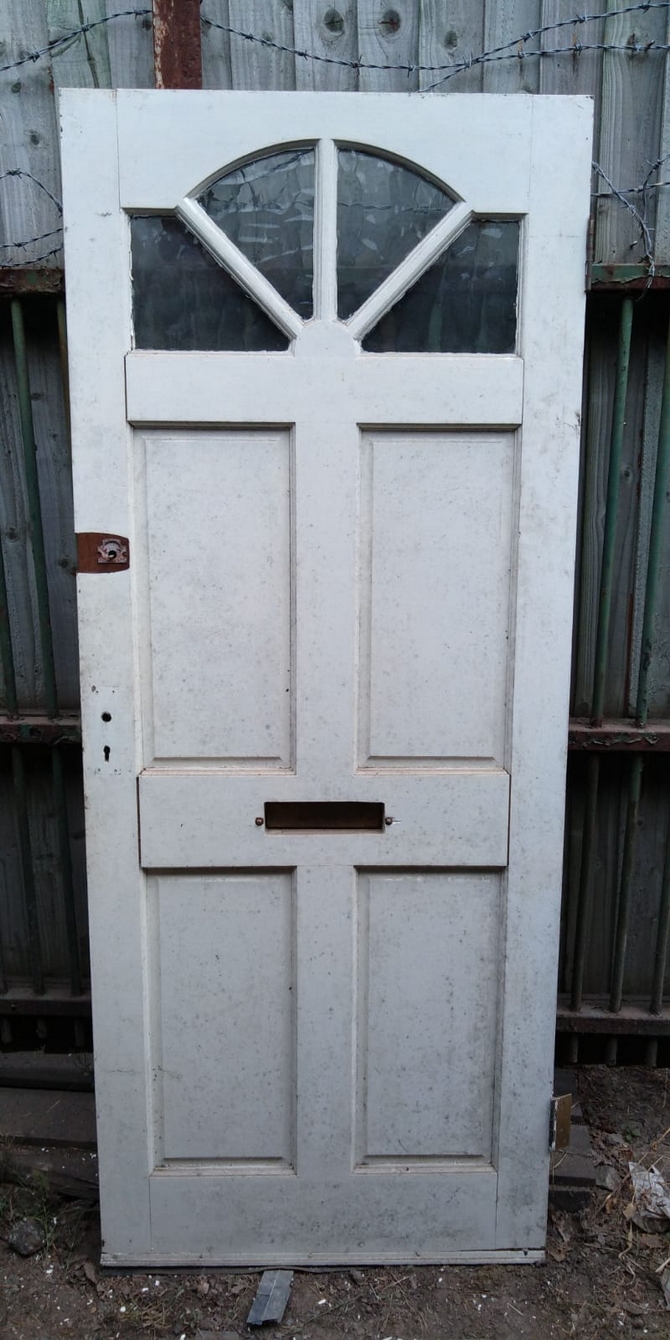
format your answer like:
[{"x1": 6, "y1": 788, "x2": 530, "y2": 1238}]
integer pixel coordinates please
[
  {"x1": 347, "y1": 201, "x2": 472, "y2": 341},
  {"x1": 314, "y1": 138, "x2": 338, "y2": 321},
  {"x1": 176, "y1": 197, "x2": 303, "y2": 340}
]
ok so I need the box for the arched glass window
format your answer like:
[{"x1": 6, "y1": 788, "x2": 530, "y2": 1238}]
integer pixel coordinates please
[{"x1": 130, "y1": 144, "x2": 518, "y2": 352}]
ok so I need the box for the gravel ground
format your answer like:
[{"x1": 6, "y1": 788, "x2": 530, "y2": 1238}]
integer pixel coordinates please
[{"x1": 1, "y1": 1066, "x2": 670, "y2": 1339}]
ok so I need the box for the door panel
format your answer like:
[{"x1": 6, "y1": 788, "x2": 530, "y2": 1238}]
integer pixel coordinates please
[
  {"x1": 357, "y1": 871, "x2": 500, "y2": 1163},
  {"x1": 138, "y1": 430, "x2": 292, "y2": 765},
  {"x1": 153, "y1": 873, "x2": 294, "y2": 1165},
  {"x1": 60, "y1": 89, "x2": 592, "y2": 1265},
  {"x1": 360, "y1": 431, "x2": 513, "y2": 765}
]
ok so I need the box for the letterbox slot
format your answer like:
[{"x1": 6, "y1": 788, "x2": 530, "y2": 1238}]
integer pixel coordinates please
[{"x1": 264, "y1": 801, "x2": 385, "y2": 832}]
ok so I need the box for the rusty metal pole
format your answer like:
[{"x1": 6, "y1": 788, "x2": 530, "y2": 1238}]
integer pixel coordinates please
[{"x1": 152, "y1": 0, "x2": 202, "y2": 89}]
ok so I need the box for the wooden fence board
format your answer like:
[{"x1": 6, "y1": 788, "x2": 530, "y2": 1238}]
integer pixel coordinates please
[
  {"x1": 201, "y1": 0, "x2": 232, "y2": 90},
  {"x1": 46, "y1": 0, "x2": 112, "y2": 89},
  {"x1": 228, "y1": 0, "x2": 296, "y2": 90},
  {"x1": 418, "y1": 0, "x2": 484, "y2": 94},
  {"x1": 104, "y1": 0, "x2": 154, "y2": 89},
  {"x1": 357, "y1": 0, "x2": 420, "y2": 92},
  {"x1": 294, "y1": 0, "x2": 359, "y2": 91},
  {"x1": 0, "y1": 3, "x2": 62, "y2": 270},
  {"x1": 0, "y1": 322, "x2": 42, "y2": 710},
  {"x1": 594, "y1": 4, "x2": 667, "y2": 265},
  {"x1": 482, "y1": 0, "x2": 542, "y2": 94}
]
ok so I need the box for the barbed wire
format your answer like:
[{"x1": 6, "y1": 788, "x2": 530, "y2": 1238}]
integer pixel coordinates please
[
  {"x1": 0, "y1": 170, "x2": 62, "y2": 215},
  {"x1": 0, "y1": 228, "x2": 63, "y2": 252},
  {"x1": 0, "y1": 9, "x2": 151, "y2": 76},
  {"x1": 202, "y1": 5, "x2": 670, "y2": 87},
  {"x1": 0, "y1": 170, "x2": 64, "y2": 263},
  {"x1": 0, "y1": 2, "x2": 670, "y2": 80}
]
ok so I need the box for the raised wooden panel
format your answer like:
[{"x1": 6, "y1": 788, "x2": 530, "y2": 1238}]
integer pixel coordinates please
[
  {"x1": 356, "y1": 871, "x2": 499, "y2": 1163},
  {"x1": 138, "y1": 430, "x2": 292, "y2": 765},
  {"x1": 153, "y1": 873, "x2": 294, "y2": 1165},
  {"x1": 359, "y1": 432, "x2": 514, "y2": 767}
]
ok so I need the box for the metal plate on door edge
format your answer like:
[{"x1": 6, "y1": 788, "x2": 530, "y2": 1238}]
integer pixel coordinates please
[
  {"x1": 550, "y1": 1093, "x2": 572, "y2": 1150},
  {"x1": 77, "y1": 533, "x2": 130, "y2": 572}
]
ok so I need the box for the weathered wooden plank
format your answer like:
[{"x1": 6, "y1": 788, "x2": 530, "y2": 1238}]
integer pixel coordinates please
[
  {"x1": 653, "y1": 12, "x2": 670, "y2": 265},
  {"x1": 0, "y1": 2, "x2": 62, "y2": 270},
  {"x1": 418, "y1": 0, "x2": 484, "y2": 94},
  {"x1": 572, "y1": 304, "x2": 613, "y2": 716},
  {"x1": 539, "y1": 0, "x2": 604, "y2": 107},
  {"x1": 357, "y1": 0, "x2": 419, "y2": 92},
  {"x1": 105, "y1": 0, "x2": 154, "y2": 88},
  {"x1": 482, "y1": 0, "x2": 542, "y2": 94},
  {"x1": 228, "y1": 0, "x2": 296, "y2": 90},
  {"x1": 294, "y1": 0, "x2": 358, "y2": 91},
  {"x1": 24, "y1": 306, "x2": 79, "y2": 710},
  {"x1": 0, "y1": 303, "x2": 77, "y2": 711},
  {"x1": 629, "y1": 304, "x2": 664, "y2": 715},
  {"x1": 46, "y1": 0, "x2": 112, "y2": 89},
  {"x1": 594, "y1": 3, "x2": 667, "y2": 265},
  {"x1": 46, "y1": 1, "x2": 154, "y2": 91},
  {"x1": 201, "y1": 0, "x2": 232, "y2": 90},
  {"x1": 0, "y1": 319, "x2": 41, "y2": 710},
  {"x1": 572, "y1": 298, "x2": 646, "y2": 719},
  {"x1": 0, "y1": 746, "x2": 87, "y2": 985},
  {"x1": 608, "y1": 310, "x2": 647, "y2": 716}
]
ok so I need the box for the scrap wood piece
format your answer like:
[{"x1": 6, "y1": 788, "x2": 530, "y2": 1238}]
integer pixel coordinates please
[
  {"x1": 0, "y1": 1147, "x2": 98, "y2": 1203},
  {"x1": 247, "y1": 1269, "x2": 293, "y2": 1326}
]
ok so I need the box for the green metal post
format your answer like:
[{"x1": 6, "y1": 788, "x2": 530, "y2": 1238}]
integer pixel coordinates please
[
  {"x1": 650, "y1": 806, "x2": 670, "y2": 1016},
  {"x1": 10, "y1": 299, "x2": 58, "y2": 718},
  {"x1": 0, "y1": 533, "x2": 18, "y2": 715},
  {"x1": 51, "y1": 747, "x2": 82, "y2": 996},
  {"x1": 56, "y1": 298, "x2": 71, "y2": 441},
  {"x1": 569, "y1": 299, "x2": 634, "y2": 1013},
  {"x1": 11, "y1": 745, "x2": 44, "y2": 995},
  {"x1": 608, "y1": 311, "x2": 670, "y2": 1019},
  {"x1": 592, "y1": 296, "x2": 634, "y2": 724},
  {"x1": 570, "y1": 754, "x2": 600, "y2": 1012},
  {"x1": 636, "y1": 311, "x2": 670, "y2": 727},
  {"x1": 609, "y1": 754, "x2": 644, "y2": 1014}
]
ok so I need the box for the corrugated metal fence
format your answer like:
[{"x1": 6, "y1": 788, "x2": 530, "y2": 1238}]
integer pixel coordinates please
[{"x1": 2, "y1": 0, "x2": 670, "y2": 1057}]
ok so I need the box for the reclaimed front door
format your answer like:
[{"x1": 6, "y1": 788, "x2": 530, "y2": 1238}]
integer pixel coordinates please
[{"x1": 60, "y1": 90, "x2": 591, "y2": 1265}]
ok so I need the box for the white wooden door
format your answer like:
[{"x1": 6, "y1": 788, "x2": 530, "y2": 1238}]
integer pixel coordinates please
[{"x1": 60, "y1": 90, "x2": 591, "y2": 1266}]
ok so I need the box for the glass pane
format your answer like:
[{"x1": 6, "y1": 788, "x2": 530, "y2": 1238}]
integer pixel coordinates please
[
  {"x1": 337, "y1": 149, "x2": 453, "y2": 319},
  {"x1": 362, "y1": 220, "x2": 519, "y2": 354},
  {"x1": 131, "y1": 216, "x2": 289, "y2": 352},
  {"x1": 199, "y1": 149, "x2": 315, "y2": 320}
]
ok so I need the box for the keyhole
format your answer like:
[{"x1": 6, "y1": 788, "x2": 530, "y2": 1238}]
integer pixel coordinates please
[{"x1": 103, "y1": 745, "x2": 110, "y2": 762}]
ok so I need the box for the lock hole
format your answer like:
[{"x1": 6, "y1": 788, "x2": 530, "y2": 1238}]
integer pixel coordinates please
[
  {"x1": 103, "y1": 745, "x2": 111, "y2": 762},
  {"x1": 101, "y1": 711, "x2": 112, "y2": 722}
]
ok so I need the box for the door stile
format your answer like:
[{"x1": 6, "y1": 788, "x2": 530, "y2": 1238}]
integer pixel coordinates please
[
  {"x1": 295, "y1": 864, "x2": 357, "y2": 1178},
  {"x1": 60, "y1": 91, "x2": 153, "y2": 1258},
  {"x1": 494, "y1": 97, "x2": 593, "y2": 1250}
]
